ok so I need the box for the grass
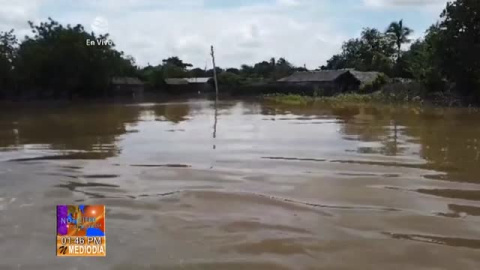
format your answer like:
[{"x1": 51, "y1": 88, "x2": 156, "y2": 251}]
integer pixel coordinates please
[
  {"x1": 264, "y1": 92, "x2": 425, "y2": 106},
  {"x1": 263, "y1": 94, "x2": 313, "y2": 105},
  {"x1": 316, "y1": 93, "x2": 382, "y2": 103}
]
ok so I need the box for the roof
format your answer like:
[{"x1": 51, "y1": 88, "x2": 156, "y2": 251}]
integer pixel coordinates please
[
  {"x1": 184, "y1": 77, "x2": 212, "y2": 84},
  {"x1": 165, "y1": 77, "x2": 213, "y2": 85},
  {"x1": 349, "y1": 71, "x2": 382, "y2": 85},
  {"x1": 112, "y1": 77, "x2": 144, "y2": 85},
  {"x1": 277, "y1": 70, "x2": 348, "y2": 83},
  {"x1": 165, "y1": 78, "x2": 189, "y2": 85},
  {"x1": 278, "y1": 70, "x2": 382, "y2": 84}
]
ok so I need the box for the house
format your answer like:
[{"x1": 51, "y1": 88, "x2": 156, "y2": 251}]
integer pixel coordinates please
[
  {"x1": 277, "y1": 70, "x2": 383, "y2": 95},
  {"x1": 164, "y1": 77, "x2": 214, "y2": 94},
  {"x1": 165, "y1": 78, "x2": 189, "y2": 85},
  {"x1": 184, "y1": 77, "x2": 213, "y2": 84},
  {"x1": 111, "y1": 77, "x2": 144, "y2": 98},
  {"x1": 349, "y1": 70, "x2": 384, "y2": 89},
  {"x1": 164, "y1": 77, "x2": 213, "y2": 85}
]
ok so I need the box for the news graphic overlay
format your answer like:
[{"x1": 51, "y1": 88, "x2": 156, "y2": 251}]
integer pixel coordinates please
[{"x1": 57, "y1": 205, "x2": 106, "y2": 257}]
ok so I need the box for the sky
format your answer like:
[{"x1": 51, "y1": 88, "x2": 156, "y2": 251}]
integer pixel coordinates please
[{"x1": 0, "y1": 0, "x2": 451, "y2": 69}]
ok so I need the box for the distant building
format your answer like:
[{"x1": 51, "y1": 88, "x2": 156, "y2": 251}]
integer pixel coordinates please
[
  {"x1": 165, "y1": 78, "x2": 188, "y2": 85},
  {"x1": 165, "y1": 77, "x2": 214, "y2": 94},
  {"x1": 348, "y1": 70, "x2": 384, "y2": 89},
  {"x1": 165, "y1": 77, "x2": 213, "y2": 85},
  {"x1": 111, "y1": 77, "x2": 144, "y2": 98},
  {"x1": 277, "y1": 70, "x2": 382, "y2": 94},
  {"x1": 185, "y1": 77, "x2": 213, "y2": 84}
]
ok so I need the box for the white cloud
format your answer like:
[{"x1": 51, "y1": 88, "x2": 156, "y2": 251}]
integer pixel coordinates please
[
  {"x1": 45, "y1": 1, "x2": 344, "y2": 69},
  {"x1": 0, "y1": 0, "x2": 45, "y2": 36},
  {"x1": 277, "y1": 0, "x2": 301, "y2": 7},
  {"x1": 363, "y1": 0, "x2": 448, "y2": 7},
  {"x1": 0, "y1": 0, "x2": 444, "y2": 69},
  {"x1": 91, "y1": 16, "x2": 109, "y2": 35},
  {"x1": 362, "y1": 0, "x2": 449, "y2": 14}
]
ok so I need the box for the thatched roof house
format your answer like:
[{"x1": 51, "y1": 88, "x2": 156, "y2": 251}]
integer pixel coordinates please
[
  {"x1": 111, "y1": 77, "x2": 144, "y2": 98},
  {"x1": 165, "y1": 78, "x2": 189, "y2": 85},
  {"x1": 277, "y1": 70, "x2": 383, "y2": 94},
  {"x1": 164, "y1": 77, "x2": 214, "y2": 94},
  {"x1": 112, "y1": 77, "x2": 144, "y2": 86},
  {"x1": 278, "y1": 70, "x2": 348, "y2": 83},
  {"x1": 165, "y1": 77, "x2": 213, "y2": 85},
  {"x1": 348, "y1": 71, "x2": 383, "y2": 88},
  {"x1": 185, "y1": 77, "x2": 213, "y2": 84}
]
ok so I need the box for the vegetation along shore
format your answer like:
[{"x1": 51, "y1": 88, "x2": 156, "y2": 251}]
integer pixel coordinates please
[{"x1": 0, "y1": 0, "x2": 478, "y2": 106}]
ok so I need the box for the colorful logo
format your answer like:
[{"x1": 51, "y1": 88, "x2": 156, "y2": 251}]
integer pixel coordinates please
[{"x1": 56, "y1": 205, "x2": 106, "y2": 257}]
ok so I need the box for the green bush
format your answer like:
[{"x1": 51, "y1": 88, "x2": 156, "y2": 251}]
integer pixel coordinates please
[
  {"x1": 360, "y1": 74, "x2": 388, "y2": 93},
  {"x1": 217, "y1": 72, "x2": 245, "y2": 87},
  {"x1": 264, "y1": 94, "x2": 312, "y2": 105}
]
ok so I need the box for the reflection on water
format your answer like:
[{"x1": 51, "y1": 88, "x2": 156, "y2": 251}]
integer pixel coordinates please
[{"x1": 1, "y1": 100, "x2": 480, "y2": 269}]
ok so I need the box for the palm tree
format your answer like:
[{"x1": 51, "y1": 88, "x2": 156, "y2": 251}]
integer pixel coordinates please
[{"x1": 386, "y1": 20, "x2": 413, "y2": 60}]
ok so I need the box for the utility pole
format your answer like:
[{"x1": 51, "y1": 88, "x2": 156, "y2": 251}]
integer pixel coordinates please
[
  {"x1": 210, "y1": 46, "x2": 219, "y2": 151},
  {"x1": 211, "y1": 46, "x2": 219, "y2": 99}
]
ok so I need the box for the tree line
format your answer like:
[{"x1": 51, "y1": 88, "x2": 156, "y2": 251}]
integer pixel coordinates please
[
  {"x1": 138, "y1": 56, "x2": 306, "y2": 89},
  {"x1": 0, "y1": 19, "x2": 137, "y2": 98},
  {"x1": 323, "y1": 0, "x2": 480, "y2": 103},
  {"x1": 0, "y1": 0, "x2": 479, "y2": 103},
  {"x1": 0, "y1": 18, "x2": 305, "y2": 99}
]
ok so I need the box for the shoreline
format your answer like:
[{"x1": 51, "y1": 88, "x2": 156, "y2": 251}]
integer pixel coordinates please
[
  {"x1": 262, "y1": 92, "x2": 477, "y2": 109},
  {"x1": 1, "y1": 89, "x2": 477, "y2": 109}
]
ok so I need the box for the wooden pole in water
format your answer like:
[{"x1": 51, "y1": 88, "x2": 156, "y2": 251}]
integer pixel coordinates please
[
  {"x1": 210, "y1": 46, "x2": 219, "y2": 151},
  {"x1": 211, "y1": 46, "x2": 219, "y2": 99}
]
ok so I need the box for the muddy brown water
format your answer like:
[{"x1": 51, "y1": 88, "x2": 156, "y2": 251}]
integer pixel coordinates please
[{"x1": 0, "y1": 99, "x2": 479, "y2": 269}]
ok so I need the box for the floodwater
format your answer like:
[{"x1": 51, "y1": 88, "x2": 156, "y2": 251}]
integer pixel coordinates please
[{"x1": 0, "y1": 99, "x2": 480, "y2": 269}]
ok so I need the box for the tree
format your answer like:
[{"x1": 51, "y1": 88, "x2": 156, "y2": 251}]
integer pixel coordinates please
[
  {"x1": 362, "y1": 28, "x2": 383, "y2": 52},
  {"x1": 139, "y1": 65, "x2": 166, "y2": 88},
  {"x1": 240, "y1": 64, "x2": 254, "y2": 77},
  {"x1": 162, "y1": 57, "x2": 192, "y2": 70},
  {"x1": 253, "y1": 60, "x2": 275, "y2": 78},
  {"x1": 160, "y1": 56, "x2": 193, "y2": 79},
  {"x1": 217, "y1": 72, "x2": 244, "y2": 86},
  {"x1": 0, "y1": 29, "x2": 18, "y2": 95},
  {"x1": 226, "y1": 68, "x2": 240, "y2": 74},
  {"x1": 323, "y1": 28, "x2": 395, "y2": 74},
  {"x1": 386, "y1": 19, "x2": 414, "y2": 60},
  {"x1": 14, "y1": 18, "x2": 137, "y2": 98},
  {"x1": 162, "y1": 65, "x2": 188, "y2": 78},
  {"x1": 0, "y1": 29, "x2": 17, "y2": 62},
  {"x1": 323, "y1": 54, "x2": 347, "y2": 70},
  {"x1": 190, "y1": 68, "x2": 207, "y2": 77},
  {"x1": 273, "y1": 57, "x2": 294, "y2": 79},
  {"x1": 206, "y1": 67, "x2": 224, "y2": 77},
  {"x1": 360, "y1": 28, "x2": 396, "y2": 72},
  {"x1": 270, "y1": 57, "x2": 276, "y2": 67},
  {"x1": 436, "y1": 0, "x2": 480, "y2": 100},
  {"x1": 401, "y1": 24, "x2": 444, "y2": 90}
]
